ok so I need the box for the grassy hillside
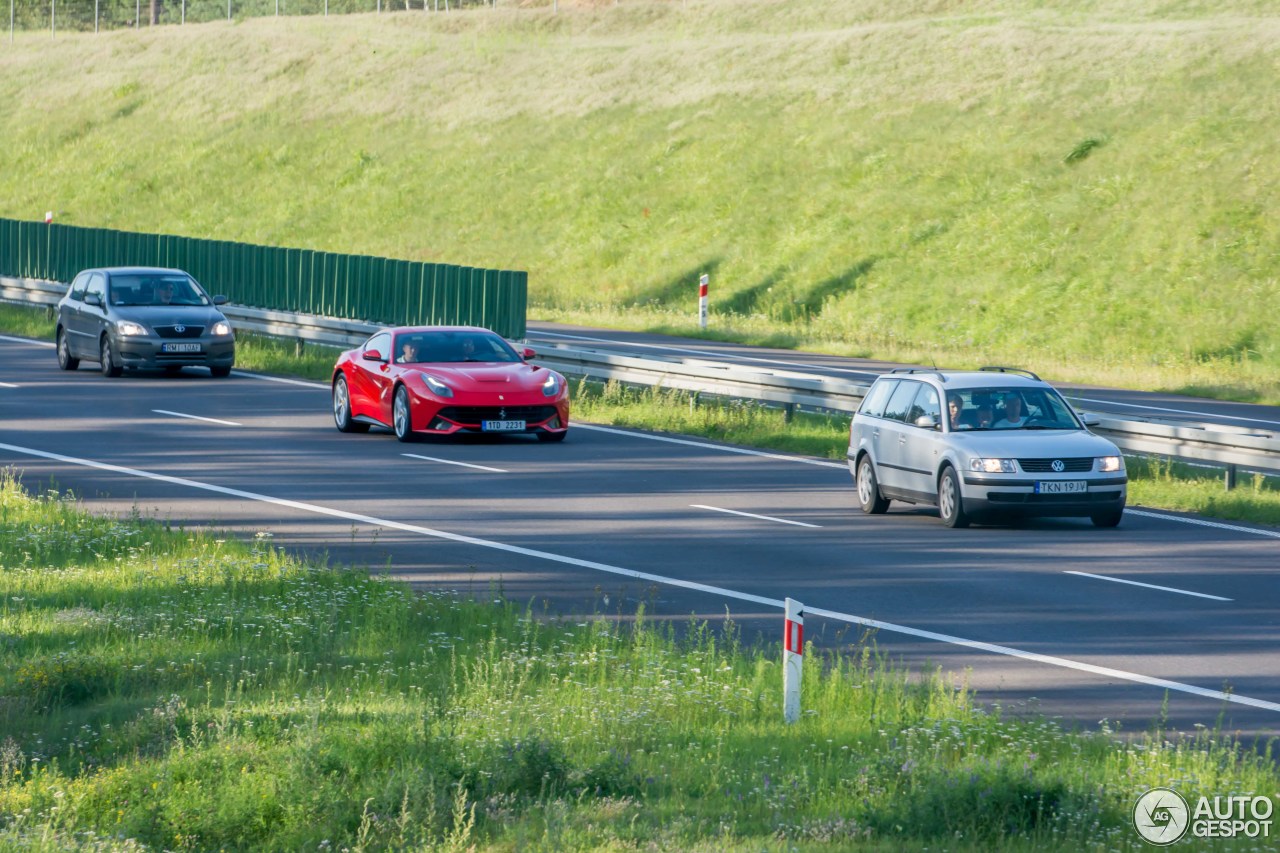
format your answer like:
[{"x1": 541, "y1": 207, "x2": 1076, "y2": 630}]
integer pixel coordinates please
[{"x1": 2, "y1": 0, "x2": 1278, "y2": 398}]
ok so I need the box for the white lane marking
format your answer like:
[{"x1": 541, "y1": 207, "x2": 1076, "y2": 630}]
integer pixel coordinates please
[
  {"x1": 235, "y1": 371, "x2": 327, "y2": 388},
  {"x1": 530, "y1": 330, "x2": 878, "y2": 379},
  {"x1": 691, "y1": 504, "x2": 821, "y2": 528},
  {"x1": 0, "y1": 381, "x2": 18, "y2": 388},
  {"x1": 1126, "y1": 509, "x2": 1280, "y2": 540},
  {"x1": 0, "y1": 334, "x2": 52, "y2": 347},
  {"x1": 1, "y1": 439, "x2": 1277, "y2": 715},
  {"x1": 1066, "y1": 395, "x2": 1280, "y2": 429},
  {"x1": 574, "y1": 423, "x2": 849, "y2": 469},
  {"x1": 153, "y1": 409, "x2": 242, "y2": 427},
  {"x1": 1064, "y1": 570, "x2": 1231, "y2": 602},
  {"x1": 402, "y1": 453, "x2": 507, "y2": 473}
]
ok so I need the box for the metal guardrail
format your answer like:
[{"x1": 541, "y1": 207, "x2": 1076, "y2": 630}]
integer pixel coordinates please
[{"x1": 4, "y1": 275, "x2": 1278, "y2": 479}]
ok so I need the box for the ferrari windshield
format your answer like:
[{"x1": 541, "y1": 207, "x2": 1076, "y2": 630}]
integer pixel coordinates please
[{"x1": 393, "y1": 331, "x2": 520, "y2": 365}]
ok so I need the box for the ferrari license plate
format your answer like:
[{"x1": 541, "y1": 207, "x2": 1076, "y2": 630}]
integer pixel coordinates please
[
  {"x1": 161, "y1": 343, "x2": 202, "y2": 353},
  {"x1": 1035, "y1": 480, "x2": 1087, "y2": 494},
  {"x1": 481, "y1": 420, "x2": 526, "y2": 432}
]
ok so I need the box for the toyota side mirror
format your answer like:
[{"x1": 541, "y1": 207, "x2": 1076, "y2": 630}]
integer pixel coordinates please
[
  {"x1": 212, "y1": 295, "x2": 229, "y2": 305},
  {"x1": 84, "y1": 293, "x2": 102, "y2": 307}
]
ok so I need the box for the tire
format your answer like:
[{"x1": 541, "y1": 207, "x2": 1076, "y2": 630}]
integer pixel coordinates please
[
  {"x1": 1091, "y1": 507, "x2": 1124, "y2": 528},
  {"x1": 332, "y1": 375, "x2": 369, "y2": 433},
  {"x1": 938, "y1": 466, "x2": 970, "y2": 528},
  {"x1": 100, "y1": 336, "x2": 122, "y2": 377},
  {"x1": 209, "y1": 365, "x2": 231, "y2": 378},
  {"x1": 856, "y1": 456, "x2": 890, "y2": 514},
  {"x1": 393, "y1": 386, "x2": 415, "y2": 443},
  {"x1": 56, "y1": 329, "x2": 79, "y2": 371},
  {"x1": 537, "y1": 430, "x2": 567, "y2": 443}
]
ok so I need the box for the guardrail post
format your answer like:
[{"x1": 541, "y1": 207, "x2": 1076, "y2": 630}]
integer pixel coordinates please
[
  {"x1": 783, "y1": 597, "x2": 803, "y2": 724},
  {"x1": 1225, "y1": 464, "x2": 1237, "y2": 491},
  {"x1": 783, "y1": 402, "x2": 795, "y2": 424}
]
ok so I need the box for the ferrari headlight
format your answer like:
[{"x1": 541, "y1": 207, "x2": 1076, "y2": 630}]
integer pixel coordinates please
[
  {"x1": 1096, "y1": 456, "x2": 1124, "y2": 473},
  {"x1": 542, "y1": 372, "x2": 561, "y2": 397},
  {"x1": 421, "y1": 373, "x2": 454, "y2": 398},
  {"x1": 212, "y1": 321, "x2": 232, "y2": 337},
  {"x1": 970, "y1": 458, "x2": 1016, "y2": 474},
  {"x1": 116, "y1": 321, "x2": 147, "y2": 336}
]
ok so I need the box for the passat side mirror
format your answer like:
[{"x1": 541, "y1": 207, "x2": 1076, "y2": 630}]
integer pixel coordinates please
[
  {"x1": 362, "y1": 349, "x2": 385, "y2": 363},
  {"x1": 1081, "y1": 413, "x2": 1101, "y2": 427},
  {"x1": 914, "y1": 414, "x2": 940, "y2": 430}
]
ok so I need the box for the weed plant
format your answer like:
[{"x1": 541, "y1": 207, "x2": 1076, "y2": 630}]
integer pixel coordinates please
[{"x1": 1, "y1": 471, "x2": 1278, "y2": 851}]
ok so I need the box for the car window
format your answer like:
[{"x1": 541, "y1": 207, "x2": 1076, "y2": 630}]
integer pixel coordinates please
[
  {"x1": 365, "y1": 332, "x2": 391, "y2": 358},
  {"x1": 68, "y1": 272, "x2": 89, "y2": 301},
  {"x1": 85, "y1": 274, "x2": 107, "y2": 305},
  {"x1": 412, "y1": 331, "x2": 520, "y2": 364},
  {"x1": 858, "y1": 379, "x2": 897, "y2": 418},
  {"x1": 882, "y1": 380, "x2": 920, "y2": 423},
  {"x1": 907, "y1": 384, "x2": 941, "y2": 426}
]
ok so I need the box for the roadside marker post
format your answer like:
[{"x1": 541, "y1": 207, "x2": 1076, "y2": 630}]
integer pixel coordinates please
[
  {"x1": 45, "y1": 211, "x2": 53, "y2": 224},
  {"x1": 784, "y1": 597, "x2": 803, "y2": 723},
  {"x1": 698, "y1": 273, "x2": 708, "y2": 329}
]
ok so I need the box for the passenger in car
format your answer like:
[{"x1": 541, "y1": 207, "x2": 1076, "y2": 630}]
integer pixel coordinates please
[
  {"x1": 975, "y1": 402, "x2": 995, "y2": 428},
  {"x1": 397, "y1": 340, "x2": 420, "y2": 363},
  {"x1": 947, "y1": 394, "x2": 975, "y2": 430},
  {"x1": 994, "y1": 394, "x2": 1028, "y2": 428}
]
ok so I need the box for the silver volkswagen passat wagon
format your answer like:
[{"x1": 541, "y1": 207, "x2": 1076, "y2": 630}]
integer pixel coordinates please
[
  {"x1": 56, "y1": 267, "x2": 236, "y2": 378},
  {"x1": 848, "y1": 367, "x2": 1127, "y2": 528}
]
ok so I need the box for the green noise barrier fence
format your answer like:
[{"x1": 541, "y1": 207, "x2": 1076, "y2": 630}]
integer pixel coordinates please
[{"x1": 0, "y1": 218, "x2": 528, "y2": 340}]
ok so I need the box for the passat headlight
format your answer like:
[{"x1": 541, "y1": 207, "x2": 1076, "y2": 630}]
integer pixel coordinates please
[
  {"x1": 542, "y1": 372, "x2": 561, "y2": 397},
  {"x1": 970, "y1": 458, "x2": 1016, "y2": 474},
  {"x1": 212, "y1": 321, "x2": 232, "y2": 337},
  {"x1": 116, "y1": 321, "x2": 147, "y2": 336},
  {"x1": 1096, "y1": 456, "x2": 1124, "y2": 473},
  {"x1": 421, "y1": 373, "x2": 454, "y2": 398}
]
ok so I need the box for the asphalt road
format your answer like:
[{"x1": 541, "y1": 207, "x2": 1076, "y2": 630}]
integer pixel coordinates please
[
  {"x1": 3, "y1": 332, "x2": 1279, "y2": 739},
  {"x1": 527, "y1": 321, "x2": 1280, "y2": 433}
]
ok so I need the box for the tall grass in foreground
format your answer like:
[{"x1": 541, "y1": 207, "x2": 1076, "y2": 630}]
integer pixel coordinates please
[{"x1": 1, "y1": 471, "x2": 1277, "y2": 852}]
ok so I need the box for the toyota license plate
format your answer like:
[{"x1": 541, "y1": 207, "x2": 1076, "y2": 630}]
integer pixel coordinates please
[
  {"x1": 481, "y1": 420, "x2": 526, "y2": 432},
  {"x1": 1035, "y1": 480, "x2": 1087, "y2": 494},
  {"x1": 161, "y1": 343, "x2": 202, "y2": 353}
]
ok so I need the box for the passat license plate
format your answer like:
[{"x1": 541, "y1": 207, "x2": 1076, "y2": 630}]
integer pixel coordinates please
[
  {"x1": 481, "y1": 420, "x2": 526, "y2": 432},
  {"x1": 1035, "y1": 480, "x2": 1087, "y2": 494},
  {"x1": 161, "y1": 343, "x2": 202, "y2": 353}
]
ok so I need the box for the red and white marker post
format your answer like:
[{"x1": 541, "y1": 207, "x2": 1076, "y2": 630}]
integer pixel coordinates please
[
  {"x1": 45, "y1": 211, "x2": 53, "y2": 224},
  {"x1": 783, "y1": 597, "x2": 803, "y2": 723},
  {"x1": 698, "y1": 273, "x2": 709, "y2": 329}
]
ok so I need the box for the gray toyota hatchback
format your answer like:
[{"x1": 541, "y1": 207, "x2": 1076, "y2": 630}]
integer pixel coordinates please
[{"x1": 55, "y1": 267, "x2": 236, "y2": 377}]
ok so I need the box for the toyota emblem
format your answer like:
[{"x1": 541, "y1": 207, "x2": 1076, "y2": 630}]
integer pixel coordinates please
[
  {"x1": 174, "y1": 325, "x2": 186, "y2": 334},
  {"x1": 1051, "y1": 460, "x2": 1065, "y2": 472}
]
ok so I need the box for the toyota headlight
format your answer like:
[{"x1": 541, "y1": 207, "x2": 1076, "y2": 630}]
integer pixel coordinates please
[
  {"x1": 970, "y1": 458, "x2": 1016, "y2": 474},
  {"x1": 212, "y1": 321, "x2": 232, "y2": 337},
  {"x1": 1096, "y1": 456, "x2": 1124, "y2": 473},
  {"x1": 421, "y1": 373, "x2": 454, "y2": 398},
  {"x1": 116, "y1": 321, "x2": 147, "y2": 337},
  {"x1": 542, "y1": 372, "x2": 561, "y2": 397}
]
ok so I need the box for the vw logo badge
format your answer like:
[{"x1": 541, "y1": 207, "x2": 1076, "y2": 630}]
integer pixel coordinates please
[
  {"x1": 1051, "y1": 460, "x2": 1065, "y2": 472},
  {"x1": 174, "y1": 325, "x2": 186, "y2": 334}
]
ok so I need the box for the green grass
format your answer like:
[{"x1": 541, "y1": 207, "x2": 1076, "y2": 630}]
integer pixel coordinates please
[
  {"x1": 2, "y1": 471, "x2": 1278, "y2": 851},
  {"x1": 2, "y1": 0, "x2": 1279, "y2": 402}
]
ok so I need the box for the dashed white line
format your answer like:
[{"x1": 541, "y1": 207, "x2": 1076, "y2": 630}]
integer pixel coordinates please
[
  {"x1": 573, "y1": 423, "x2": 848, "y2": 469},
  {"x1": 2, "y1": 438, "x2": 1278, "y2": 715},
  {"x1": 402, "y1": 453, "x2": 507, "y2": 473},
  {"x1": 0, "y1": 381, "x2": 18, "y2": 388},
  {"x1": 1126, "y1": 509, "x2": 1280, "y2": 539},
  {"x1": 153, "y1": 409, "x2": 242, "y2": 426},
  {"x1": 1064, "y1": 570, "x2": 1231, "y2": 601},
  {"x1": 1066, "y1": 395, "x2": 1280, "y2": 429},
  {"x1": 691, "y1": 504, "x2": 821, "y2": 528}
]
